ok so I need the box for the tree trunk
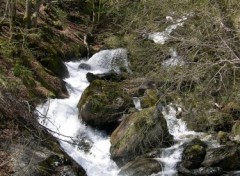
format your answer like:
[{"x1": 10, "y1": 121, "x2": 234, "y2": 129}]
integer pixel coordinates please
[
  {"x1": 9, "y1": 0, "x2": 16, "y2": 41},
  {"x1": 23, "y1": 0, "x2": 32, "y2": 28},
  {"x1": 31, "y1": 0, "x2": 43, "y2": 26}
]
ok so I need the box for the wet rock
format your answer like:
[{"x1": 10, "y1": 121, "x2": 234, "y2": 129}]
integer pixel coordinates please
[
  {"x1": 86, "y1": 72, "x2": 125, "y2": 83},
  {"x1": 224, "y1": 171, "x2": 240, "y2": 176},
  {"x1": 119, "y1": 157, "x2": 162, "y2": 176},
  {"x1": 181, "y1": 138, "x2": 207, "y2": 169},
  {"x1": 5, "y1": 142, "x2": 86, "y2": 176},
  {"x1": 86, "y1": 48, "x2": 130, "y2": 73},
  {"x1": 216, "y1": 131, "x2": 231, "y2": 145},
  {"x1": 202, "y1": 145, "x2": 240, "y2": 171},
  {"x1": 110, "y1": 106, "x2": 173, "y2": 166},
  {"x1": 38, "y1": 154, "x2": 86, "y2": 176},
  {"x1": 178, "y1": 164, "x2": 223, "y2": 176},
  {"x1": 78, "y1": 63, "x2": 91, "y2": 70},
  {"x1": 40, "y1": 56, "x2": 69, "y2": 79},
  {"x1": 78, "y1": 80, "x2": 134, "y2": 130}
]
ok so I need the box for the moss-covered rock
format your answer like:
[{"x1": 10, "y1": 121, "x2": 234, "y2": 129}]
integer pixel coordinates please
[
  {"x1": 78, "y1": 80, "x2": 134, "y2": 129},
  {"x1": 181, "y1": 138, "x2": 207, "y2": 169},
  {"x1": 110, "y1": 106, "x2": 173, "y2": 166},
  {"x1": 216, "y1": 131, "x2": 231, "y2": 145},
  {"x1": 20, "y1": 49, "x2": 69, "y2": 98}
]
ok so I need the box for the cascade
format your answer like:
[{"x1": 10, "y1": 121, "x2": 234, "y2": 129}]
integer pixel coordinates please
[
  {"x1": 37, "y1": 48, "x2": 225, "y2": 176},
  {"x1": 36, "y1": 48, "x2": 130, "y2": 176}
]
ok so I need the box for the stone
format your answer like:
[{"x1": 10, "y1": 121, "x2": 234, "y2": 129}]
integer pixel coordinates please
[
  {"x1": 119, "y1": 157, "x2": 162, "y2": 176},
  {"x1": 178, "y1": 164, "x2": 223, "y2": 176},
  {"x1": 110, "y1": 106, "x2": 173, "y2": 166},
  {"x1": 86, "y1": 72, "x2": 125, "y2": 83},
  {"x1": 78, "y1": 63, "x2": 91, "y2": 70},
  {"x1": 216, "y1": 131, "x2": 230, "y2": 145},
  {"x1": 181, "y1": 138, "x2": 207, "y2": 169},
  {"x1": 78, "y1": 80, "x2": 133, "y2": 130},
  {"x1": 202, "y1": 145, "x2": 240, "y2": 171}
]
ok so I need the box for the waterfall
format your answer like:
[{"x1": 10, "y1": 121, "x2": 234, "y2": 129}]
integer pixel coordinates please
[
  {"x1": 132, "y1": 97, "x2": 142, "y2": 111},
  {"x1": 36, "y1": 48, "x2": 131, "y2": 176},
  {"x1": 86, "y1": 48, "x2": 130, "y2": 73},
  {"x1": 156, "y1": 105, "x2": 200, "y2": 176}
]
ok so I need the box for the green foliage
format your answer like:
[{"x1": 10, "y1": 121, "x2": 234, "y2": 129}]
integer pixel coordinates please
[{"x1": 13, "y1": 63, "x2": 35, "y2": 86}]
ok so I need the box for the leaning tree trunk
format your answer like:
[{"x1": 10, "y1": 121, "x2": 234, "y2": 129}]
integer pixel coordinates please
[
  {"x1": 23, "y1": 0, "x2": 32, "y2": 28},
  {"x1": 31, "y1": 0, "x2": 43, "y2": 27},
  {"x1": 9, "y1": 0, "x2": 16, "y2": 41}
]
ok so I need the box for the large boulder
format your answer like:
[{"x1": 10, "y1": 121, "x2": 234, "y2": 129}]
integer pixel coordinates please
[
  {"x1": 78, "y1": 78, "x2": 158, "y2": 130},
  {"x1": 78, "y1": 80, "x2": 134, "y2": 129},
  {"x1": 119, "y1": 157, "x2": 163, "y2": 176},
  {"x1": 181, "y1": 138, "x2": 207, "y2": 169},
  {"x1": 202, "y1": 145, "x2": 240, "y2": 171},
  {"x1": 110, "y1": 106, "x2": 173, "y2": 165}
]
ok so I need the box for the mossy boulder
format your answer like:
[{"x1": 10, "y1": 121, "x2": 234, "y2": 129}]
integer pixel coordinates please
[
  {"x1": 181, "y1": 138, "x2": 207, "y2": 169},
  {"x1": 110, "y1": 106, "x2": 173, "y2": 166},
  {"x1": 119, "y1": 157, "x2": 163, "y2": 176},
  {"x1": 216, "y1": 131, "x2": 231, "y2": 145},
  {"x1": 78, "y1": 80, "x2": 134, "y2": 129},
  {"x1": 202, "y1": 145, "x2": 240, "y2": 171}
]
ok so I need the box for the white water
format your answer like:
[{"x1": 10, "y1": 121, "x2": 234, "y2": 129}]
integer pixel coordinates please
[
  {"x1": 146, "y1": 14, "x2": 192, "y2": 44},
  {"x1": 132, "y1": 97, "x2": 142, "y2": 111},
  {"x1": 36, "y1": 47, "x2": 218, "y2": 176},
  {"x1": 162, "y1": 48, "x2": 184, "y2": 67},
  {"x1": 36, "y1": 48, "x2": 130, "y2": 176},
  {"x1": 156, "y1": 105, "x2": 203, "y2": 176}
]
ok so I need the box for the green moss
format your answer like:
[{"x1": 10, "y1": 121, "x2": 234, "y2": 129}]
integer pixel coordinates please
[
  {"x1": 141, "y1": 89, "x2": 159, "y2": 108},
  {"x1": 190, "y1": 145, "x2": 204, "y2": 152},
  {"x1": 79, "y1": 80, "x2": 132, "y2": 115}
]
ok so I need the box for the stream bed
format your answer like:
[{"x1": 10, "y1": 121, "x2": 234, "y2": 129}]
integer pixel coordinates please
[{"x1": 36, "y1": 48, "x2": 233, "y2": 176}]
